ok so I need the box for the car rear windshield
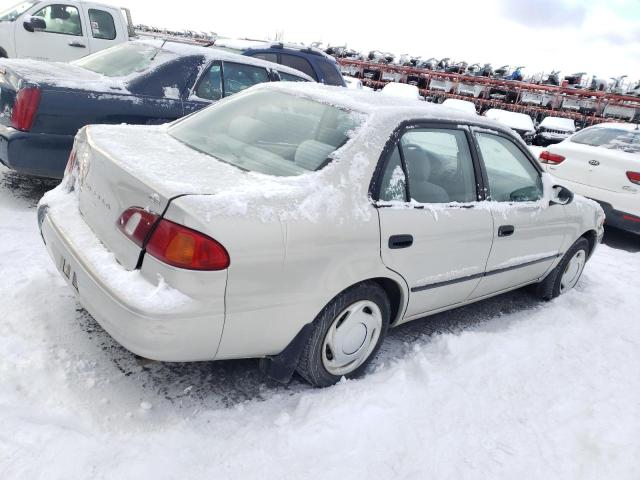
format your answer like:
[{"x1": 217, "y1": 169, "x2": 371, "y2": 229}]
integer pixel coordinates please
[
  {"x1": 169, "y1": 89, "x2": 362, "y2": 177},
  {"x1": 73, "y1": 42, "x2": 176, "y2": 78},
  {"x1": 571, "y1": 127, "x2": 640, "y2": 153}
]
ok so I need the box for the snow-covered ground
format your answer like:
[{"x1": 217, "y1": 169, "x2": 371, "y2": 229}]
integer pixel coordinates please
[{"x1": 1, "y1": 164, "x2": 639, "y2": 479}]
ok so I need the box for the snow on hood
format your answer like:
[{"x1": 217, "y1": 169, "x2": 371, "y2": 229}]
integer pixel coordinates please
[{"x1": 485, "y1": 109, "x2": 535, "y2": 132}]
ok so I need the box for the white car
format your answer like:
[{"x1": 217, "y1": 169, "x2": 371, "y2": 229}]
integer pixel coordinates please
[
  {"x1": 381, "y1": 81, "x2": 421, "y2": 100},
  {"x1": 38, "y1": 83, "x2": 604, "y2": 387},
  {"x1": 442, "y1": 98, "x2": 478, "y2": 115},
  {"x1": 0, "y1": 0, "x2": 132, "y2": 62},
  {"x1": 484, "y1": 108, "x2": 536, "y2": 144},
  {"x1": 539, "y1": 122, "x2": 640, "y2": 234}
]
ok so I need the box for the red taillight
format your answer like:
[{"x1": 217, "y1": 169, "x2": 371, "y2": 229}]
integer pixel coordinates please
[
  {"x1": 11, "y1": 87, "x2": 41, "y2": 131},
  {"x1": 539, "y1": 151, "x2": 566, "y2": 165},
  {"x1": 622, "y1": 214, "x2": 640, "y2": 223},
  {"x1": 117, "y1": 208, "x2": 230, "y2": 271},
  {"x1": 146, "y1": 219, "x2": 230, "y2": 271},
  {"x1": 626, "y1": 171, "x2": 640, "y2": 185},
  {"x1": 117, "y1": 207, "x2": 159, "y2": 247}
]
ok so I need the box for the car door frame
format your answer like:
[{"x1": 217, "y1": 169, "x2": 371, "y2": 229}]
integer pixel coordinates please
[
  {"x1": 467, "y1": 126, "x2": 569, "y2": 298},
  {"x1": 370, "y1": 119, "x2": 496, "y2": 322}
]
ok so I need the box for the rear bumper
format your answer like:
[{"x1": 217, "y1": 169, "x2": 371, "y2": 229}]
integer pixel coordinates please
[
  {"x1": 0, "y1": 124, "x2": 73, "y2": 178},
  {"x1": 38, "y1": 190, "x2": 226, "y2": 361},
  {"x1": 595, "y1": 200, "x2": 640, "y2": 235}
]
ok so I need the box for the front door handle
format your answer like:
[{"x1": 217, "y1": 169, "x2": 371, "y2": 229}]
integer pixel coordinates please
[
  {"x1": 68, "y1": 41, "x2": 86, "y2": 48},
  {"x1": 498, "y1": 225, "x2": 515, "y2": 237},
  {"x1": 389, "y1": 234, "x2": 413, "y2": 249}
]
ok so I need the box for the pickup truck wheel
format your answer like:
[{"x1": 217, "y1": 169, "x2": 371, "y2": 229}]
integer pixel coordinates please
[
  {"x1": 534, "y1": 237, "x2": 589, "y2": 301},
  {"x1": 296, "y1": 282, "x2": 390, "y2": 387}
]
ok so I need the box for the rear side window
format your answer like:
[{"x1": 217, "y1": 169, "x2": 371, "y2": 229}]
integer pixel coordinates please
[
  {"x1": 316, "y1": 60, "x2": 344, "y2": 86},
  {"x1": 251, "y1": 52, "x2": 277, "y2": 63},
  {"x1": 379, "y1": 146, "x2": 407, "y2": 202},
  {"x1": 278, "y1": 71, "x2": 307, "y2": 82},
  {"x1": 223, "y1": 62, "x2": 270, "y2": 96},
  {"x1": 88, "y1": 9, "x2": 116, "y2": 40},
  {"x1": 476, "y1": 133, "x2": 542, "y2": 202},
  {"x1": 280, "y1": 54, "x2": 317, "y2": 80},
  {"x1": 195, "y1": 63, "x2": 223, "y2": 100},
  {"x1": 32, "y1": 4, "x2": 82, "y2": 36}
]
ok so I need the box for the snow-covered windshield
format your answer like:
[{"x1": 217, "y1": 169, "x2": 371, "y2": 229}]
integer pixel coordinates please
[
  {"x1": 571, "y1": 127, "x2": 640, "y2": 154},
  {"x1": 0, "y1": 0, "x2": 37, "y2": 21},
  {"x1": 169, "y1": 89, "x2": 363, "y2": 177},
  {"x1": 73, "y1": 42, "x2": 177, "y2": 78}
]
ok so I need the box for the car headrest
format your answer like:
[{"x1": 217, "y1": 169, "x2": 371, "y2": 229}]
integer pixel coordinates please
[
  {"x1": 403, "y1": 144, "x2": 431, "y2": 181},
  {"x1": 294, "y1": 140, "x2": 335, "y2": 171},
  {"x1": 228, "y1": 116, "x2": 266, "y2": 144}
]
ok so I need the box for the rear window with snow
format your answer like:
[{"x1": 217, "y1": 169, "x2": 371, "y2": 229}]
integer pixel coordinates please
[
  {"x1": 73, "y1": 42, "x2": 177, "y2": 78},
  {"x1": 571, "y1": 127, "x2": 640, "y2": 154},
  {"x1": 169, "y1": 89, "x2": 362, "y2": 176}
]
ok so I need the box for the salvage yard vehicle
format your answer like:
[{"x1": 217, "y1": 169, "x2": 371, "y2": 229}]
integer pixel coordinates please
[
  {"x1": 213, "y1": 38, "x2": 346, "y2": 86},
  {"x1": 38, "y1": 83, "x2": 604, "y2": 387},
  {"x1": 0, "y1": 39, "x2": 311, "y2": 178},
  {"x1": 533, "y1": 116, "x2": 576, "y2": 146},
  {"x1": 442, "y1": 98, "x2": 477, "y2": 115},
  {"x1": 0, "y1": 0, "x2": 134, "y2": 61},
  {"x1": 539, "y1": 123, "x2": 640, "y2": 234},
  {"x1": 484, "y1": 108, "x2": 536, "y2": 144}
]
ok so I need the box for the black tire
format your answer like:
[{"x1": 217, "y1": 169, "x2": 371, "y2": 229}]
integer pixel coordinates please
[
  {"x1": 534, "y1": 237, "x2": 589, "y2": 301},
  {"x1": 296, "y1": 282, "x2": 390, "y2": 387}
]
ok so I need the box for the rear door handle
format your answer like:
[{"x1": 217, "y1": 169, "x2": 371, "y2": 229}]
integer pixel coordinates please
[
  {"x1": 68, "y1": 41, "x2": 86, "y2": 48},
  {"x1": 498, "y1": 225, "x2": 515, "y2": 237},
  {"x1": 389, "y1": 234, "x2": 413, "y2": 249}
]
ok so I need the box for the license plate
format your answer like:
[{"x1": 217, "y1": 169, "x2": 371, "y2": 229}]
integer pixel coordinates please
[{"x1": 60, "y1": 256, "x2": 79, "y2": 292}]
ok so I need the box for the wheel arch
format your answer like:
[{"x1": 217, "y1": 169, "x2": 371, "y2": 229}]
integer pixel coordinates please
[{"x1": 580, "y1": 229, "x2": 598, "y2": 259}]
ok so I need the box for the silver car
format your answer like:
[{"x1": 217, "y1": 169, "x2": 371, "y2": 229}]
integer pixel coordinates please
[{"x1": 38, "y1": 83, "x2": 605, "y2": 387}]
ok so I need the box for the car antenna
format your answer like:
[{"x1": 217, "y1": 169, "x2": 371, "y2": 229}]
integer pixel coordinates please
[{"x1": 149, "y1": 39, "x2": 167, "y2": 62}]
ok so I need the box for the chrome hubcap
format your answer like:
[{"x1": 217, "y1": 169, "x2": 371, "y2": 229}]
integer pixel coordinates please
[
  {"x1": 560, "y1": 250, "x2": 586, "y2": 293},
  {"x1": 322, "y1": 300, "x2": 382, "y2": 376}
]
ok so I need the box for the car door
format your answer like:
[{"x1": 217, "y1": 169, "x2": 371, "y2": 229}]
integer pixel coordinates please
[
  {"x1": 15, "y1": 2, "x2": 89, "y2": 61},
  {"x1": 469, "y1": 130, "x2": 568, "y2": 299},
  {"x1": 82, "y1": 5, "x2": 124, "y2": 55},
  {"x1": 376, "y1": 125, "x2": 494, "y2": 320}
]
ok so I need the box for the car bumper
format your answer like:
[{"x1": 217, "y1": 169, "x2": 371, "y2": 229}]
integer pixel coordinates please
[
  {"x1": 594, "y1": 200, "x2": 640, "y2": 235},
  {"x1": 38, "y1": 192, "x2": 226, "y2": 361},
  {"x1": 0, "y1": 124, "x2": 74, "y2": 178}
]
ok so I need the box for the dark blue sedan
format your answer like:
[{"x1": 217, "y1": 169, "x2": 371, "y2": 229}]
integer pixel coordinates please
[{"x1": 0, "y1": 40, "x2": 311, "y2": 178}]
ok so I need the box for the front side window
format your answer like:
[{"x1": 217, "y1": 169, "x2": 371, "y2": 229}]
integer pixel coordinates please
[
  {"x1": 223, "y1": 62, "x2": 270, "y2": 96},
  {"x1": 88, "y1": 9, "x2": 115, "y2": 40},
  {"x1": 400, "y1": 129, "x2": 477, "y2": 204},
  {"x1": 195, "y1": 63, "x2": 222, "y2": 100},
  {"x1": 476, "y1": 132, "x2": 542, "y2": 202},
  {"x1": 280, "y1": 54, "x2": 317, "y2": 80},
  {"x1": 169, "y1": 89, "x2": 362, "y2": 177},
  {"x1": 32, "y1": 4, "x2": 82, "y2": 36},
  {"x1": 278, "y1": 71, "x2": 308, "y2": 82},
  {"x1": 571, "y1": 127, "x2": 640, "y2": 154},
  {"x1": 0, "y1": 1, "x2": 37, "y2": 21}
]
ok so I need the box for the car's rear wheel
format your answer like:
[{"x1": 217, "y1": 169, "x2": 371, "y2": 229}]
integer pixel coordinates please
[
  {"x1": 297, "y1": 282, "x2": 390, "y2": 387},
  {"x1": 534, "y1": 237, "x2": 589, "y2": 300}
]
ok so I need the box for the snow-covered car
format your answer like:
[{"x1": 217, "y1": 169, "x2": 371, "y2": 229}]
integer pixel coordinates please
[
  {"x1": 38, "y1": 83, "x2": 604, "y2": 387},
  {"x1": 539, "y1": 123, "x2": 640, "y2": 234},
  {"x1": 484, "y1": 109, "x2": 536, "y2": 144},
  {"x1": 381, "y1": 82, "x2": 420, "y2": 100},
  {"x1": 533, "y1": 117, "x2": 576, "y2": 146},
  {"x1": 442, "y1": 98, "x2": 477, "y2": 115}
]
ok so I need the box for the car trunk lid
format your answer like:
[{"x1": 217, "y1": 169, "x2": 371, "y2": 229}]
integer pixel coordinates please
[{"x1": 72, "y1": 124, "x2": 251, "y2": 270}]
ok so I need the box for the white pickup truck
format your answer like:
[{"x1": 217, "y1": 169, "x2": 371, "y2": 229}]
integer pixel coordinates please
[{"x1": 0, "y1": 0, "x2": 133, "y2": 61}]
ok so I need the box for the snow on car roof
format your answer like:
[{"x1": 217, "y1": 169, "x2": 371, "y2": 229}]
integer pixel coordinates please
[
  {"x1": 485, "y1": 109, "x2": 535, "y2": 132},
  {"x1": 539, "y1": 116, "x2": 576, "y2": 131},
  {"x1": 250, "y1": 82, "x2": 511, "y2": 131}
]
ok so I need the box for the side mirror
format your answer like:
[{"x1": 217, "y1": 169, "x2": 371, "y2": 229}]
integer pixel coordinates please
[
  {"x1": 23, "y1": 16, "x2": 46, "y2": 33},
  {"x1": 550, "y1": 185, "x2": 574, "y2": 205}
]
